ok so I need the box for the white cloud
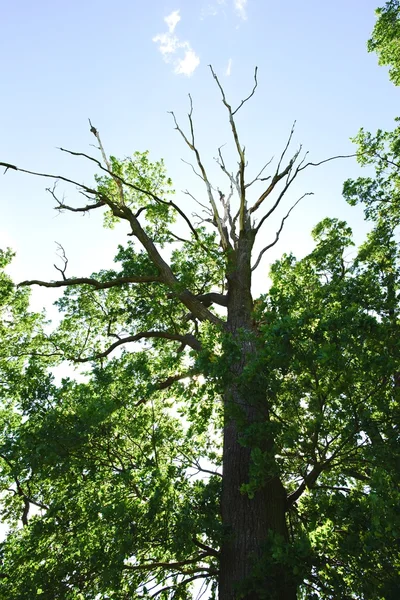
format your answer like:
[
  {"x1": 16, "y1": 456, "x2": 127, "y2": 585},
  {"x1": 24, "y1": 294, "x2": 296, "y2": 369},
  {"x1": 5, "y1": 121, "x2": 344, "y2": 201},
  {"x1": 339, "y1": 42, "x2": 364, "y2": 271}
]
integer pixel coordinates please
[
  {"x1": 225, "y1": 57, "x2": 232, "y2": 76},
  {"x1": 165, "y1": 10, "x2": 181, "y2": 33},
  {"x1": 153, "y1": 10, "x2": 200, "y2": 77},
  {"x1": 152, "y1": 31, "x2": 178, "y2": 56},
  {"x1": 152, "y1": 31, "x2": 180, "y2": 56},
  {"x1": 175, "y1": 49, "x2": 200, "y2": 76},
  {"x1": 234, "y1": 0, "x2": 247, "y2": 20}
]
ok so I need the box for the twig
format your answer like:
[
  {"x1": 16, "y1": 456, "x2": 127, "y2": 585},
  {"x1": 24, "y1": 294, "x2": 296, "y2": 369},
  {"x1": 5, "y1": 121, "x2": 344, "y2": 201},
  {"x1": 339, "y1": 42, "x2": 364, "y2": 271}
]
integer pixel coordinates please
[
  {"x1": 209, "y1": 65, "x2": 247, "y2": 231},
  {"x1": 53, "y1": 242, "x2": 68, "y2": 280},
  {"x1": 232, "y1": 66, "x2": 258, "y2": 116},
  {"x1": 252, "y1": 193, "x2": 312, "y2": 270},
  {"x1": 169, "y1": 98, "x2": 230, "y2": 249}
]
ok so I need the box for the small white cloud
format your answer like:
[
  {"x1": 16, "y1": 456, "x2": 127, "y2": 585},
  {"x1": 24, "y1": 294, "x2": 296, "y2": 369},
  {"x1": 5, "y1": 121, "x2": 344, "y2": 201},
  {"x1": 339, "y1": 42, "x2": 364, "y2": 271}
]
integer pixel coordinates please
[
  {"x1": 165, "y1": 10, "x2": 181, "y2": 33},
  {"x1": 175, "y1": 49, "x2": 200, "y2": 76},
  {"x1": 152, "y1": 32, "x2": 179, "y2": 55},
  {"x1": 225, "y1": 58, "x2": 232, "y2": 76},
  {"x1": 234, "y1": 0, "x2": 247, "y2": 20},
  {"x1": 153, "y1": 11, "x2": 200, "y2": 77}
]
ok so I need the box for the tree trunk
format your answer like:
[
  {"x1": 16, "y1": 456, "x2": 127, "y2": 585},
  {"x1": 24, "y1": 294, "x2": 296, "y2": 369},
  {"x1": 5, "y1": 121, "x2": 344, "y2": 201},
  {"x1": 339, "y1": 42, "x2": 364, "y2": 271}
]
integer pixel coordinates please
[{"x1": 219, "y1": 233, "x2": 297, "y2": 600}]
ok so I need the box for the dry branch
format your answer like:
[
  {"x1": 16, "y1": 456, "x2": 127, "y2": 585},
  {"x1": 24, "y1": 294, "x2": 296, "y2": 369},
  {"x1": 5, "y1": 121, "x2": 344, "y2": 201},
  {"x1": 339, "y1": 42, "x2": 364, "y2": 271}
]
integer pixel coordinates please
[
  {"x1": 252, "y1": 193, "x2": 313, "y2": 271},
  {"x1": 169, "y1": 98, "x2": 230, "y2": 250}
]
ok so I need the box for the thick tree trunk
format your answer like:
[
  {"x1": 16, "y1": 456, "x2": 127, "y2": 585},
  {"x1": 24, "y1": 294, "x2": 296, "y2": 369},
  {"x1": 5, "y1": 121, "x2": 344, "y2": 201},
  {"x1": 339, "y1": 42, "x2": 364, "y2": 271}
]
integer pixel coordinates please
[{"x1": 219, "y1": 234, "x2": 297, "y2": 600}]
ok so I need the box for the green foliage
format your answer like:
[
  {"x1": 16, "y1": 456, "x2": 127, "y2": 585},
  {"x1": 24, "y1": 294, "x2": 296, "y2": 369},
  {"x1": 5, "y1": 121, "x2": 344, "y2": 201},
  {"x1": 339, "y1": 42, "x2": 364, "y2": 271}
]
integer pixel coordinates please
[
  {"x1": 1, "y1": 122, "x2": 400, "y2": 598},
  {"x1": 343, "y1": 121, "x2": 400, "y2": 225},
  {"x1": 256, "y1": 218, "x2": 400, "y2": 598},
  {"x1": 368, "y1": 1, "x2": 400, "y2": 85},
  {"x1": 96, "y1": 151, "x2": 175, "y2": 239}
]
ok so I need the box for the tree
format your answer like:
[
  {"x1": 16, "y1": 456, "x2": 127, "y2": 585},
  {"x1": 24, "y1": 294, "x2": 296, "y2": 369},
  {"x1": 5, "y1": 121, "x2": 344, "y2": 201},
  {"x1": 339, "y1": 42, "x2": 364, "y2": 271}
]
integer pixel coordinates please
[
  {"x1": 368, "y1": 1, "x2": 400, "y2": 85},
  {"x1": 0, "y1": 68, "x2": 399, "y2": 600}
]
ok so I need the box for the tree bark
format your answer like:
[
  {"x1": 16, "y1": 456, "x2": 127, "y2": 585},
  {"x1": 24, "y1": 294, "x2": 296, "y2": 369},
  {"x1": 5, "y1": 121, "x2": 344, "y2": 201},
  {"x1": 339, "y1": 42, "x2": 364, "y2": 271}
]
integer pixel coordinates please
[{"x1": 219, "y1": 232, "x2": 297, "y2": 600}]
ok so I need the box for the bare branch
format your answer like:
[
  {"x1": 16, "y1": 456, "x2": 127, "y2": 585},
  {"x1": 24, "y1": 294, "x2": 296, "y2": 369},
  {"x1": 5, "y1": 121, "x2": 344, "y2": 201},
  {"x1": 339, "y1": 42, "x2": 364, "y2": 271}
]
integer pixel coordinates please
[
  {"x1": 183, "y1": 190, "x2": 213, "y2": 217},
  {"x1": 209, "y1": 65, "x2": 247, "y2": 231},
  {"x1": 215, "y1": 145, "x2": 240, "y2": 197},
  {"x1": 232, "y1": 66, "x2": 258, "y2": 116},
  {"x1": 19, "y1": 275, "x2": 163, "y2": 289},
  {"x1": 48, "y1": 183, "x2": 105, "y2": 213},
  {"x1": 253, "y1": 163, "x2": 305, "y2": 234},
  {"x1": 277, "y1": 122, "x2": 296, "y2": 174},
  {"x1": 252, "y1": 193, "x2": 312, "y2": 271},
  {"x1": 56, "y1": 200, "x2": 105, "y2": 213},
  {"x1": 53, "y1": 242, "x2": 68, "y2": 280},
  {"x1": 298, "y1": 153, "x2": 358, "y2": 172},
  {"x1": 245, "y1": 156, "x2": 274, "y2": 189},
  {"x1": 181, "y1": 158, "x2": 205, "y2": 181},
  {"x1": 192, "y1": 212, "x2": 216, "y2": 227},
  {"x1": 0, "y1": 161, "x2": 100, "y2": 195},
  {"x1": 249, "y1": 143, "x2": 301, "y2": 215},
  {"x1": 169, "y1": 99, "x2": 230, "y2": 249}
]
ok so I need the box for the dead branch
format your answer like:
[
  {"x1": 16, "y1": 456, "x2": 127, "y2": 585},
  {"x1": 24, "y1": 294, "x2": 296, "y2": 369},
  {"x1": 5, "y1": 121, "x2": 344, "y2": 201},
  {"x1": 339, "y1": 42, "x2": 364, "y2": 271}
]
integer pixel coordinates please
[
  {"x1": 53, "y1": 242, "x2": 68, "y2": 280},
  {"x1": 231, "y1": 66, "x2": 258, "y2": 116},
  {"x1": 183, "y1": 190, "x2": 213, "y2": 217},
  {"x1": 209, "y1": 65, "x2": 247, "y2": 231},
  {"x1": 297, "y1": 153, "x2": 358, "y2": 172},
  {"x1": 277, "y1": 121, "x2": 296, "y2": 174},
  {"x1": 0, "y1": 161, "x2": 100, "y2": 195},
  {"x1": 252, "y1": 193, "x2": 313, "y2": 271},
  {"x1": 252, "y1": 150, "x2": 303, "y2": 232},
  {"x1": 245, "y1": 156, "x2": 274, "y2": 189},
  {"x1": 181, "y1": 158, "x2": 205, "y2": 181},
  {"x1": 55, "y1": 200, "x2": 105, "y2": 213},
  {"x1": 215, "y1": 145, "x2": 240, "y2": 197},
  {"x1": 47, "y1": 183, "x2": 105, "y2": 213},
  {"x1": 169, "y1": 97, "x2": 230, "y2": 250},
  {"x1": 249, "y1": 134, "x2": 301, "y2": 215}
]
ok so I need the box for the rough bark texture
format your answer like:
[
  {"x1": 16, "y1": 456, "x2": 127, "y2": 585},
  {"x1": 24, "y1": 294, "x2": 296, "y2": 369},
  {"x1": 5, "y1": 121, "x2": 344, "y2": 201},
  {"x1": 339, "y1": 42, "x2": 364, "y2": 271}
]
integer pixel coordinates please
[{"x1": 219, "y1": 232, "x2": 297, "y2": 600}]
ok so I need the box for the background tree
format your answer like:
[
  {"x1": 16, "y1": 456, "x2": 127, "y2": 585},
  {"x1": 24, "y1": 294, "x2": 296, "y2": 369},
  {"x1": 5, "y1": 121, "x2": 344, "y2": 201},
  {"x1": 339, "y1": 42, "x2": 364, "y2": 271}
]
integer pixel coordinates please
[{"x1": 368, "y1": 0, "x2": 400, "y2": 85}]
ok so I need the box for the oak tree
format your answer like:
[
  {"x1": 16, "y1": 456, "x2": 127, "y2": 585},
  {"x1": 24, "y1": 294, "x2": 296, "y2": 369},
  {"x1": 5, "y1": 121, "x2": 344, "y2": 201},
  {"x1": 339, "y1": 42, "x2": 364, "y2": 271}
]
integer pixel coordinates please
[{"x1": 0, "y1": 56, "x2": 399, "y2": 600}]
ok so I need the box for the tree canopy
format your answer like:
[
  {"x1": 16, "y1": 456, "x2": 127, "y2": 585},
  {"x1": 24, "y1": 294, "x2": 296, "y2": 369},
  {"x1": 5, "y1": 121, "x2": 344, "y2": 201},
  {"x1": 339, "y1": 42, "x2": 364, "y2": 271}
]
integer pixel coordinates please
[
  {"x1": 368, "y1": 1, "x2": 400, "y2": 85},
  {"x1": 0, "y1": 4, "x2": 399, "y2": 600}
]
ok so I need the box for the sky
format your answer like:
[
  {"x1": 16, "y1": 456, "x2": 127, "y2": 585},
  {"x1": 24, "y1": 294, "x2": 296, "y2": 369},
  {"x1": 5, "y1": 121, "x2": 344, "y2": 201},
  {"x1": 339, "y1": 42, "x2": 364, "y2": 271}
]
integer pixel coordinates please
[{"x1": 0, "y1": 0, "x2": 399, "y2": 313}]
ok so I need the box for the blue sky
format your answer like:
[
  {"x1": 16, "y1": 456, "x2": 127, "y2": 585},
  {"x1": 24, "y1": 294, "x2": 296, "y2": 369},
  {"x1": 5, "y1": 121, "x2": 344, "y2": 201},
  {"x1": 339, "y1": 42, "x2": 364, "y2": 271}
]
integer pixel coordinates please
[{"x1": 1, "y1": 0, "x2": 398, "y2": 310}]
